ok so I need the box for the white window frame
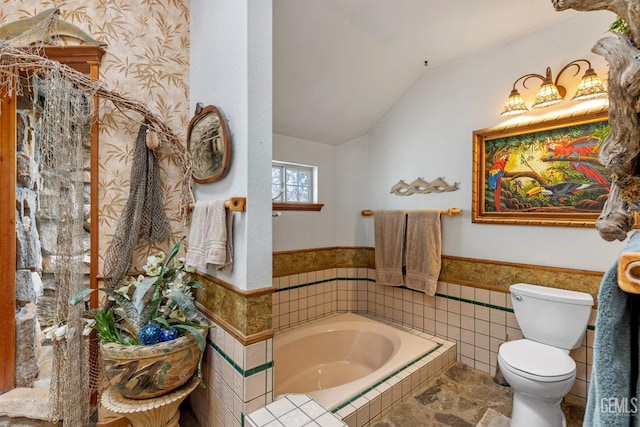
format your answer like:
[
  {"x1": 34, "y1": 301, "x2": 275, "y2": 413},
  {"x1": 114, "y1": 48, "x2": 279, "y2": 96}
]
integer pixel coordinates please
[{"x1": 272, "y1": 161, "x2": 323, "y2": 211}]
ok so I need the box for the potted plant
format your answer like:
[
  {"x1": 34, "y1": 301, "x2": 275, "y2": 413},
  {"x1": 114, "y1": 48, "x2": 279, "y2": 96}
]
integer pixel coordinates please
[{"x1": 69, "y1": 237, "x2": 210, "y2": 399}]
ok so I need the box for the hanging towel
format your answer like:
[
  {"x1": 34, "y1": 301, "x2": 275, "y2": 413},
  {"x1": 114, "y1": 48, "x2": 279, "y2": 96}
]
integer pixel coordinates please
[
  {"x1": 217, "y1": 207, "x2": 234, "y2": 272},
  {"x1": 584, "y1": 230, "x2": 640, "y2": 426},
  {"x1": 185, "y1": 200, "x2": 230, "y2": 269},
  {"x1": 405, "y1": 210, "x2": 441, "y2": 295},
  {"x1": 374, "y1": 210, "x2": 406, "y2": 286}
]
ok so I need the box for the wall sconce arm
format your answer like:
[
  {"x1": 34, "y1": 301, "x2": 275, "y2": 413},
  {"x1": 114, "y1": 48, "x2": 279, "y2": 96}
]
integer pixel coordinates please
[
  {"x1": 512, "y1": 73, "x2": 545, "y2": 91},
  {"x1": 500, "y1": 58, "x2": 606, "y2": 116}
]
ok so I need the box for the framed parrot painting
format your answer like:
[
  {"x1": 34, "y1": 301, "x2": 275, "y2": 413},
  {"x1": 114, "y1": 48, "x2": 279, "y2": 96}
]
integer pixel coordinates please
[{"x1": 472, "y1": 109, "x2": 611, "y2": 227}]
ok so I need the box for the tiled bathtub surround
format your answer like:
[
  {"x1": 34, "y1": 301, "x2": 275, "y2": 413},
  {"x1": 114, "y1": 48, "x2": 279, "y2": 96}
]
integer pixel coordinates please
[
  {"x1": 328, "y1": 316, "x2": 456, "y2": 426},
  {"x1": 191, "y1": 296, "x2": 456, "y2": 426},
  {"x1": 245, "y1": 394, "x2": 347, "y2": 427},
  {"x1": 273, "y1": 268, "x2": 596, "y2": 408},
  {"x1": 189, "y1": 322, "x2": 275, "y2": 426},
  {"x1": 266, "y1": 313, "x2": 456, "y2": 426},
  {"x1": 190, "y1": 250, "x2": 599, "y2": 426}
]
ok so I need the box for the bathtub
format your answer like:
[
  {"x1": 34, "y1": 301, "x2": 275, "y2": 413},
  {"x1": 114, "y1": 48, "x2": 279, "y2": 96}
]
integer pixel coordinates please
[{"x1": 274, "y1": 312, "x2": 439, "y2": 410}]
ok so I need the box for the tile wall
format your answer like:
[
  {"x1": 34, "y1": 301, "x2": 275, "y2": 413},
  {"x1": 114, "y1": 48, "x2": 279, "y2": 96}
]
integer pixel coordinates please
[
  {"x1": 190, "y1": 259, "x2": 596, "y2": 426},
  {"x1": 189, "y1": 324, "x2": 275, "y2": 426},
  {"x1": 272, "y1": 267, "x2": 596, "y2": 408},
  {"x1": 246, "y1": 322, "x2": 456, "y2": 427}
]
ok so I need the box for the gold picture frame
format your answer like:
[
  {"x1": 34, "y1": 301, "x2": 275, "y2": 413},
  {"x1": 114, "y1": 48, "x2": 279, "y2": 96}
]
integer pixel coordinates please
[{"x1": 472, "y1": 110, "x2": 611, "y2": 227}]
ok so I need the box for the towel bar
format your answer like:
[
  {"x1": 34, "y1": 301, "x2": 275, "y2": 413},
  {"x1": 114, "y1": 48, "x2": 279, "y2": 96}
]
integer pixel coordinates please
[
  {"x1": 224, "y1": 197, "x2": 246, "y2": 212},
  {"x1": 618, "y1": 251, "x2": 640, "y2": 293},
  {"x1": 182, "y1": 197, "x2": 247, "y2": 214},
  {"x1": 361, "y1": 208, "x2": 462, "y2": 217}
]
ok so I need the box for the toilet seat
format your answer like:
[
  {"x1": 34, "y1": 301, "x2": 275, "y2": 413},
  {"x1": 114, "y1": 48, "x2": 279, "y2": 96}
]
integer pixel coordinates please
[{"x1": 499, "y1": 339, "x2": 575, "y2": 382}]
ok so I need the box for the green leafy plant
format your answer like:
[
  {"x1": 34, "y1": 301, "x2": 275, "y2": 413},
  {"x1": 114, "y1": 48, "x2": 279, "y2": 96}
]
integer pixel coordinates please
[
  {"x1": 610, "y1": 16, "x2": 628, "y2": 35},
  {"x1": 69, "y1": 237, "x2": 211, "y2": 381}
]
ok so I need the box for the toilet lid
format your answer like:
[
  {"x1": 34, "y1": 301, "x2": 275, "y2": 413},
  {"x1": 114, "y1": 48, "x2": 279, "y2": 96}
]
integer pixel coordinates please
[{"x1": 499, "y1": 339, "x2": 575, "y2": 380}]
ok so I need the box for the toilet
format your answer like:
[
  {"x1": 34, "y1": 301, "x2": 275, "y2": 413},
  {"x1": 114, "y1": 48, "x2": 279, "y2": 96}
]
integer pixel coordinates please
[{"x1": 498, "y1": 283, "x2": 593, "y2": 427}]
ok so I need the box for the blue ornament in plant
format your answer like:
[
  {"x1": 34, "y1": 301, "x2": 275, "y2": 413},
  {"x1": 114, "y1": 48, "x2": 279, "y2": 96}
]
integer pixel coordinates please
[
  {"x1": 139, "y1": 323, "x2": 162, "y2": 345},
  {"x1": 159, "y1": 326, "x2": 179, "y2": 342}
]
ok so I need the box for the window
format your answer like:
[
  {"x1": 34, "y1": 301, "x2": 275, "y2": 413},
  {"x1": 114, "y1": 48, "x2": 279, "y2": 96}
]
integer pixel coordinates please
[{"x1": 272, "y1": 161, "x2": 323, "y2": 211}]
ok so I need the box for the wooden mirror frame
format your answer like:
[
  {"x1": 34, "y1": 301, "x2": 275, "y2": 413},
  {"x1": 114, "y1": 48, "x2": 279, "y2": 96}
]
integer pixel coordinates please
[{"x1": 187, "y1": 103, "x2": 232, "y2": 183}]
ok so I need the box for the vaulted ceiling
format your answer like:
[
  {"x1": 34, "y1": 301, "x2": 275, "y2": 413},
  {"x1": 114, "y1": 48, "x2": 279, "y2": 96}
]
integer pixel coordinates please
[{"x1": 273, "y1": 0, "x2": 578, "y2": 145}]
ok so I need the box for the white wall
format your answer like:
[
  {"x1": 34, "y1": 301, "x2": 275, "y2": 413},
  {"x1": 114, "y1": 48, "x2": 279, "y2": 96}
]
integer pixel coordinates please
[
  {"x1": 271, "y1": 10, "x2": 627, "y2": 272},
  {"x1": 190, "y1": 0, "x2": 272, "y2": 290},
  {"x1": 272, "y1": 133, "x2": 372, "y2": 251},
  {"x1": 335, "y1": 135, "x2": 369, "y2": 247},
  {"x1": 272, "y1": 133, "x2": 337, "y2": 251},
  {"x1": 365, "y1": 11, "x2": 625, "y2": 272}
]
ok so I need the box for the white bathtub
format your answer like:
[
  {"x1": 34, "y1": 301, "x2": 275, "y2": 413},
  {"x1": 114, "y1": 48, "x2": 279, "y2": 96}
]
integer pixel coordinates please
[{"x1": 274, "y1": 312, "x2": 439, "y2": 410}]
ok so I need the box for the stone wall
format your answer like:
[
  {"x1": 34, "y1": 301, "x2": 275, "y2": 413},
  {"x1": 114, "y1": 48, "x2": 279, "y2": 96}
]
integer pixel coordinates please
[{"x1": 14, "y1": 89, "x2": 91, "y2": 387}]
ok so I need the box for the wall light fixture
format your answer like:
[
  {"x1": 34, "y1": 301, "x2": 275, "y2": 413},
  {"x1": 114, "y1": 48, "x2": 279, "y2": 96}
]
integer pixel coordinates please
[{"x1": 500, "y1": 59, "x2": 607, "y2": 116}]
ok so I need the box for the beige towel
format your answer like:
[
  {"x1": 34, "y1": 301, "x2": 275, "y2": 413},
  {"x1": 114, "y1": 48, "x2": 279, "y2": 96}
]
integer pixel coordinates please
[
  {"x1": 405, "y1": 209, "x2": 441, "y2": 295},
  {"x1": 374, "y1": 210, "x2": 406, "y2": 286},
  {"x1": 186, "y1": 200, "x2": 232, "y2": 270},
  {"x1": 217, "y1": 208, "x2": 234, "y2": 272}
]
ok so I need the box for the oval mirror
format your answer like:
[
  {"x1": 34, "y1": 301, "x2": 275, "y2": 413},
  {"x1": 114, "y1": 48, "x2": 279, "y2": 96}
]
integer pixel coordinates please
[{"x1": 187, "y1": 104, "x2": 231, "y2": 183}]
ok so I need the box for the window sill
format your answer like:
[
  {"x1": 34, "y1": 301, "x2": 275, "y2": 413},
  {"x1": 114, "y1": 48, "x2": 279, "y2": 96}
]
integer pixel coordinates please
[{"x1": 273, "y1": 202, "x2": 324, "y2": 212}]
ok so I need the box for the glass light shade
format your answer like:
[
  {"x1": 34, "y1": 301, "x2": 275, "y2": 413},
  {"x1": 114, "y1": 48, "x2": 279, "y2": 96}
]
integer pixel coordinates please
[
  {"x1": 501, "y1": 89, "x2": 528, "y2": 116},
  {"x1": 532, "y1": 82, "x2": 563, "y2": 108},
  {"x1": 572, "y1": 68, "x2": 607, "y2": 100}
]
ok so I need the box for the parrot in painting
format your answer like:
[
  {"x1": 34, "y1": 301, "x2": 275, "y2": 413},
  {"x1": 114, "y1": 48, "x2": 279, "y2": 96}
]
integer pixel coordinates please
[
  {"x1": 544, "y1": 136, "x2": 609, "y2": 186},
  {"x1": 487, "y1": 153, "x2": 511, "y2": 212}
]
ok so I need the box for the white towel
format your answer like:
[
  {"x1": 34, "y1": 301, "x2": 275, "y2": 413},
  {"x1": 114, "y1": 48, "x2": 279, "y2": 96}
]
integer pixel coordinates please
[{"x1": 186, "y1": 200, "x2": 231, "y2": 270}]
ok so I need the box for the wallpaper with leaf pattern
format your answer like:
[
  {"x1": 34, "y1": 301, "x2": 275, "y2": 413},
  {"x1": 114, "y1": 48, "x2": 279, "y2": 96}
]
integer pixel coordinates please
[{"x1": 0, "y1": 0, "x2": 191, "y2": 276}]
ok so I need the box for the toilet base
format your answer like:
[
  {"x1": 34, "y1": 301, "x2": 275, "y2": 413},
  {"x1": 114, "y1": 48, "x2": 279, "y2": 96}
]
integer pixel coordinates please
[{"x1": 510, "y1": 391, "x2": 566, "y2": 427}]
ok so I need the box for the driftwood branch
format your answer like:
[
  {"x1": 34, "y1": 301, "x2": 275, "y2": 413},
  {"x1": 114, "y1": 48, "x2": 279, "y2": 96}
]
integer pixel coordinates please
[
  {"x1": 593, "y1": 33, "x2": 640, "y2": 174},
  {"x1": 551, "y1": 0, "x2": 640, "y2": 45},
  {"x1": 550, "y1": 0, "x2": 640, "y2": 240},
  {"x1": 592, "y1": 32, "x2": 640, "y2": 240},
  {"x1": 0, "y1": 42, "x2": 194, "y2": 222}
]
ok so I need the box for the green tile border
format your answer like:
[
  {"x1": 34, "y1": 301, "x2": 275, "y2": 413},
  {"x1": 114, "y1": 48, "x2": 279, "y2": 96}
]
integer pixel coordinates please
[
  {"x1": 434, "y1": 292, "x2": 514, "y2": 313},
  {"x1": 273, "y1": 247, "x2": 604, "y2": 301},
  {"x1": 276, "y1": 276, "x2": 513, "y2": 312},
  {"x1": 207, "y1": 338, "x2": 273, "y2": 378},
  {"x1": 273, "y1": 277, "x2": 343, "y2": 292},
  {"x1": 331, "y1": 342, "x2": 443, "y2": 414},
  {"x1": 276, "y1": 276, "x2": 597, "y2": 331}
]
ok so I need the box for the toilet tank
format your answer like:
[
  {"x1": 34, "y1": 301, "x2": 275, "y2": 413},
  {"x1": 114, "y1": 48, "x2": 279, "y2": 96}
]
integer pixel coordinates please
[{"x1": 510, "y1": 283, "x2": 594, "y2": 350}]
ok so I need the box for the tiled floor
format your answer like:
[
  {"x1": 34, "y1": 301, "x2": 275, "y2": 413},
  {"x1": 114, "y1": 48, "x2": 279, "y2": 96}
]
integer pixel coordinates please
[
  {"x1": 371, "y1": 362, "x2": 585, "y2": 426},
  {"x1": 180, "y1": 362, "x2": 586, "y2": 426}
]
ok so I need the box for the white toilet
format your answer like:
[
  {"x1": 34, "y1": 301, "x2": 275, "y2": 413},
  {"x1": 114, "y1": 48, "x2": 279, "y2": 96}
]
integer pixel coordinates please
[{"x1": 498, "y1": 283, "x2": 593, "y2": 427}]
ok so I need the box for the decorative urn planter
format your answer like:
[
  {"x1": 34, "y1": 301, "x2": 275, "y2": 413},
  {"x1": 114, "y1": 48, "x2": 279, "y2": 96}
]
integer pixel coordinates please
[{"x1": 100, "y1": 333, "x2": 200, "y2": 399}]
